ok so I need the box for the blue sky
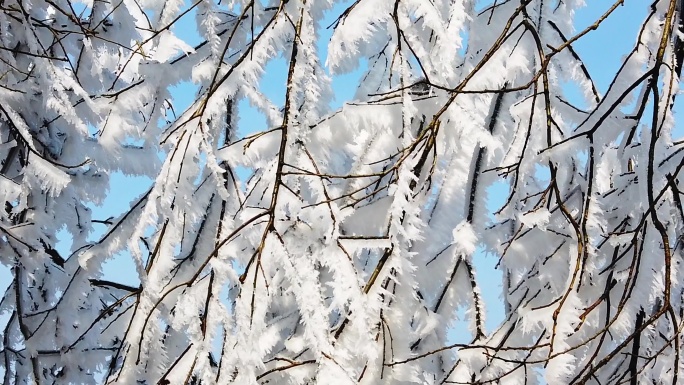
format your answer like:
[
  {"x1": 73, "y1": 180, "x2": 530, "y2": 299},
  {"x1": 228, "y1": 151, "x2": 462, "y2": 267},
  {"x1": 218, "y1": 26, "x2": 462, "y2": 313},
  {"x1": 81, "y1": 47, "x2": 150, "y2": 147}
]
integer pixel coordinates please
[{"x1": 0, "y1": 0, "x2": 666, "y2": 348}]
